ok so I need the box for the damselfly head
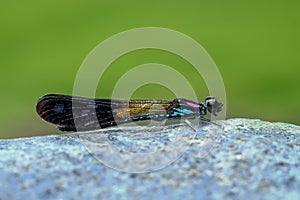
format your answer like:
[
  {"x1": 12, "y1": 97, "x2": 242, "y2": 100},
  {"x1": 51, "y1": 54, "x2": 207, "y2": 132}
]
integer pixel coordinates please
[{"x1": 205, "y1": 96, "x2": 223, "y2": 116}]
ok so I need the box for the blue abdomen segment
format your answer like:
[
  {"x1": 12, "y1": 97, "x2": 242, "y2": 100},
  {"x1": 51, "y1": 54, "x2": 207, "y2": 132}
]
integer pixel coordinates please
[
  {"x1": 131, "y1": 113, "x2": 166, "y2": 121},
  {"x1": 128, "y1": 106, "x2": 196, "y2": 123}
]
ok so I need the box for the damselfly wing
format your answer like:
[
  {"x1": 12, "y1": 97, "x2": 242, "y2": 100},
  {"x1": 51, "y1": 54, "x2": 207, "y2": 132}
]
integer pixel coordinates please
[{"x1": 36, "y1": 94, "x2": 223, "y2": 132}]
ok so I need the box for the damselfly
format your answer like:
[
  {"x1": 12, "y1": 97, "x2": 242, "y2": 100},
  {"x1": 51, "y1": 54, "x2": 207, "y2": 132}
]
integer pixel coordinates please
[{"x1": 36, "y1": 94, "x2": 223, "y2": 132}]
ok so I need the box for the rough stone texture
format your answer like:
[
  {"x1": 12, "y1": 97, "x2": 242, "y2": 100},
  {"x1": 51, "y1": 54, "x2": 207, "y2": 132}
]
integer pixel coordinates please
[{"x1": 0, "y1": 118, "x2": 299, "y2": 200}]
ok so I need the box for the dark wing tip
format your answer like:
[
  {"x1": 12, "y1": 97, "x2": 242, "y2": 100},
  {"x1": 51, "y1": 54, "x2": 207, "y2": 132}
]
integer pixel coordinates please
[
  {"x1": 36, "y1": 94, "x2": 73, "y2": 124},
  {"x1": 36, "y1": 94, "x2": 62, "y2": 116}
]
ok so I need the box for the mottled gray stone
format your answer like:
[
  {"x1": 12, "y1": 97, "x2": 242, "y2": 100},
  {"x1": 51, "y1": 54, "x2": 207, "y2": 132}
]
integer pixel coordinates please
[{"x1": 0, "y1": 119, "x2": 299, "y2": 200}]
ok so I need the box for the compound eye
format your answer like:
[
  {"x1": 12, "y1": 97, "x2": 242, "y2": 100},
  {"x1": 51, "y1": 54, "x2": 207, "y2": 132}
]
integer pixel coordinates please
[
  {"x1": 205, "y1": 96, "x2": 216, "y2": 107},
  {"x1": 204, "y1": 96, "x2": 223, "y2": 116}
]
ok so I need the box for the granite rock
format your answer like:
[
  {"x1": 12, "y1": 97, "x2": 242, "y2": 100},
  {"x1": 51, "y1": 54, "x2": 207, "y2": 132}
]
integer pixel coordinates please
[{"x1": 0, "y1": 119, "x2": 299, "y2": 200}]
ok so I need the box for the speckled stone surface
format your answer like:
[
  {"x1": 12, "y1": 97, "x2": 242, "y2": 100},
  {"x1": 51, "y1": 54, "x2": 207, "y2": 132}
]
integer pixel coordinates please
[{"x1": 0, "y1": 119, "x2": 299, "y2": 200}]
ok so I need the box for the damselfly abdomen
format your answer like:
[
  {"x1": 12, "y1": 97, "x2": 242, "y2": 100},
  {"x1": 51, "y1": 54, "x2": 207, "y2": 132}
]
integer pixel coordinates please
[{"x1": 36, "y1": 94, "x2": 223, "y2": 132}]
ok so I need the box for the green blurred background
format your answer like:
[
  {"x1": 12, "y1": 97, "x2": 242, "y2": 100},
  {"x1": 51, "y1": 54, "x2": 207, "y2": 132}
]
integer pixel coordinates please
[{"x1": 0, "y1": 0, "x2": 299, "y2": 138}]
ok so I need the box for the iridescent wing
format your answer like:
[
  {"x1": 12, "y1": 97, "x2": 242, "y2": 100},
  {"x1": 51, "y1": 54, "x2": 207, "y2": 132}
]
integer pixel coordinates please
[{"x1": 36, "y1": 94, "x2": 171, "y2": 131}]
